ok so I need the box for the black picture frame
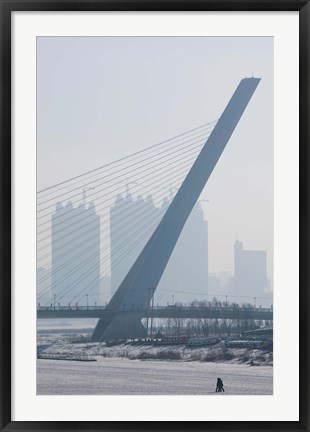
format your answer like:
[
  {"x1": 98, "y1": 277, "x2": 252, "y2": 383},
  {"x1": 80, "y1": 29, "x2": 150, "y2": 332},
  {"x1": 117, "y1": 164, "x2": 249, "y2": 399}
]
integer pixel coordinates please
[{"x1": 1, "y1": 1, "x2": 309, "y2": 430}]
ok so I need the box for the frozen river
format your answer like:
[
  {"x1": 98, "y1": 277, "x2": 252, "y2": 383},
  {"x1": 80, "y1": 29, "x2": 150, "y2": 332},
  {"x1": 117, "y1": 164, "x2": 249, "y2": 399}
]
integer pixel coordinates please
[{"x1": 37, "y1": 357, "x2": 273, "y2": 395}]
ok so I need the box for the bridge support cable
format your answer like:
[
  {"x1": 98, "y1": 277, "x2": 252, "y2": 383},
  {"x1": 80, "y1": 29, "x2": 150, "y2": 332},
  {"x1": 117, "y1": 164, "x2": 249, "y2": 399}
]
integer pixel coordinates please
[
  {"x1": 37, "y1": 143, "x2": 205, "y2": 241},
  {"x1": 37, "y1": 125, "x2": 215, "y2": 214},
  {"x1": 36, "y1": 157, "x2": 196, "y2": 266},
  {"x1": 38, "y1": 163, "x2": 199, "y2": 304},
  {"x1": 37, "y1": 130, "x2": 219, "y2": 304},
  {"x1": 37, "y1": 120, "x2": 217, "y2": 198},
  {"x1": 37, "y1": 156, "x2": 196, "y2": 263},
  {"x1": 41, "y1": 208, "x2": 165, "y2": 305},
  {"x1": 37, "y1": 160, "x2": 199, "y2": 302}
]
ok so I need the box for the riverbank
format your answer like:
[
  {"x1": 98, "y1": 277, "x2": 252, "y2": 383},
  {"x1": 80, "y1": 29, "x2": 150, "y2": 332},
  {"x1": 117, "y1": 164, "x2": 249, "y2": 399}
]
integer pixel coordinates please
[{"x1": 38, "y1": 340, "x2": 272, "y2": 366}]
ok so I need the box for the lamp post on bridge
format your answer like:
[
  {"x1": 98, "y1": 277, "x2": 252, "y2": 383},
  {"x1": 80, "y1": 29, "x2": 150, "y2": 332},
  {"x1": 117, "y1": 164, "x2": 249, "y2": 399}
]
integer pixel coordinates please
[{"x1": 146, "y1": 287, "x2": 155, "y2": 339}]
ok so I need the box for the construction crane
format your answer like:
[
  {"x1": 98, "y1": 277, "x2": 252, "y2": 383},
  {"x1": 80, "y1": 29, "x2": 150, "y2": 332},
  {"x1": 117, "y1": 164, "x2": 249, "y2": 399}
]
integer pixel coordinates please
[{"x1": 82, "y1": 187, "x2": 95, "y2": 205}]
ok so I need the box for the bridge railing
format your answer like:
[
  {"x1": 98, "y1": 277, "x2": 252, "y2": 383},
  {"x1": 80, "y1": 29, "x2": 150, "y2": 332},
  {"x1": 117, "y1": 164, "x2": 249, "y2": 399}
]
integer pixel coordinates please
[
  {"x1": 37, "y1": 305, "x2": 107, "y2": 311},
  {"x1": 37, "y1": 305, "x2": 273, "y2": 313}
]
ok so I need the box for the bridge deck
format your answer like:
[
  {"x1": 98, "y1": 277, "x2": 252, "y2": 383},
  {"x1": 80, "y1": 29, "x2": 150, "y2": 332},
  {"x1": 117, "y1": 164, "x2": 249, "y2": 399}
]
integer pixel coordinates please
[{"x1": 37, "y1": 306, "x2": 273, "y2": 321}]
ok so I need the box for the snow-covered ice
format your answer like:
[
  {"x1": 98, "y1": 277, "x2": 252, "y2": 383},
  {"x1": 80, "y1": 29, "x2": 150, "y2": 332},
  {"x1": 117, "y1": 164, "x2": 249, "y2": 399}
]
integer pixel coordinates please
[{"x1": 37, "y1": 357, "x2": 273, "y2": 395}]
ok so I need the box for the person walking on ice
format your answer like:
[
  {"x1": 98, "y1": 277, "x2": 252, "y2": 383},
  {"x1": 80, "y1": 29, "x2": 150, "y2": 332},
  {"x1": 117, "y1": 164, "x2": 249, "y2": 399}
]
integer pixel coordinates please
[{"x1": 215, "y1": 377, "x2": 225, "y2": 392}]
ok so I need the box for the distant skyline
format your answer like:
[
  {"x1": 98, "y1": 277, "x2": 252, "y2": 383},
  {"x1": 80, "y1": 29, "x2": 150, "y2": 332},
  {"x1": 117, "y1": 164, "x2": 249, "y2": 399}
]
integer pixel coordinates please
[{"x1": 37, "y1": 36, "x2": 273, "y2": 281}]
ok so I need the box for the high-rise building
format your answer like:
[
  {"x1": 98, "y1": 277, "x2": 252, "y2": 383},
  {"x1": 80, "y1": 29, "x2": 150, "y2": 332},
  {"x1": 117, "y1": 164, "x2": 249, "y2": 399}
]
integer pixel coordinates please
[
  {"x1": 157, "y1": 202, "x2": 208, "y2": 304},
  {"x1": 110, "y1": 192, "x2": 208, "y2": 304},
  {"x1": 51, "y1": 201, "x2": 100, "y2": 306},
  {"x1": 232, "y1": 239, "x2": 269, "y2": 305},
  {"x1": 99, "y1": 276, "x2": 111, "y2": 305},
  {"x1": 110, "y1": 191, "x2": 161, "y2": 298}
]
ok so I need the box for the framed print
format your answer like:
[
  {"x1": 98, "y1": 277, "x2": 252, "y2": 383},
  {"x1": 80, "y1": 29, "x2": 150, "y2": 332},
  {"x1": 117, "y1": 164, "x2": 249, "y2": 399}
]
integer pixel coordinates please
[{"x1": 1, "y1": 0, "x2": 309, "y2": 430}]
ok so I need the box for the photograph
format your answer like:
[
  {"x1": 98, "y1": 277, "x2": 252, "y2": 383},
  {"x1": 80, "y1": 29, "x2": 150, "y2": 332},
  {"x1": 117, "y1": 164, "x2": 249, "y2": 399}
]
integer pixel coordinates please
[{"x1": 36, "y1": 35, "x2": 274, "y2": 396}]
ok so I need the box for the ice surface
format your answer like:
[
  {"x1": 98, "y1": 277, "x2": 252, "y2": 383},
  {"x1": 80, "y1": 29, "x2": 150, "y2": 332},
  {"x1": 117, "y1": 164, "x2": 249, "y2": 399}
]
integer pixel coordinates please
[{"x1": 37, "y1": 357, "x2": 272, "y2": 395}]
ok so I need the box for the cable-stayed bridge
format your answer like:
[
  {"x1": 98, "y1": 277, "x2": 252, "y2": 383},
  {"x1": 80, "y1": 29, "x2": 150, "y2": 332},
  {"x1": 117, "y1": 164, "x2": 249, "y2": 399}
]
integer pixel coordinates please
[{"x1": 37, "y1": 78, "x2": 267, "y2": 341}]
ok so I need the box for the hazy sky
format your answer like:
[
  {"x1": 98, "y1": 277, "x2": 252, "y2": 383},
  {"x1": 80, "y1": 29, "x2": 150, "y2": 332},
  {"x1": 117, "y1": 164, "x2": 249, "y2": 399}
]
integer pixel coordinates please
[{"x1": 37, "y1": 36, "x2": 273, "y2": 280}]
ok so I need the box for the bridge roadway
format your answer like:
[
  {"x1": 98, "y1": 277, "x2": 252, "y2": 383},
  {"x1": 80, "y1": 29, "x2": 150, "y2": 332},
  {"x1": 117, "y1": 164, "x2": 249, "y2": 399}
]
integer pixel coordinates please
[{"x1": 37, "y1": 305, "x2": 273, "y2": 321}]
